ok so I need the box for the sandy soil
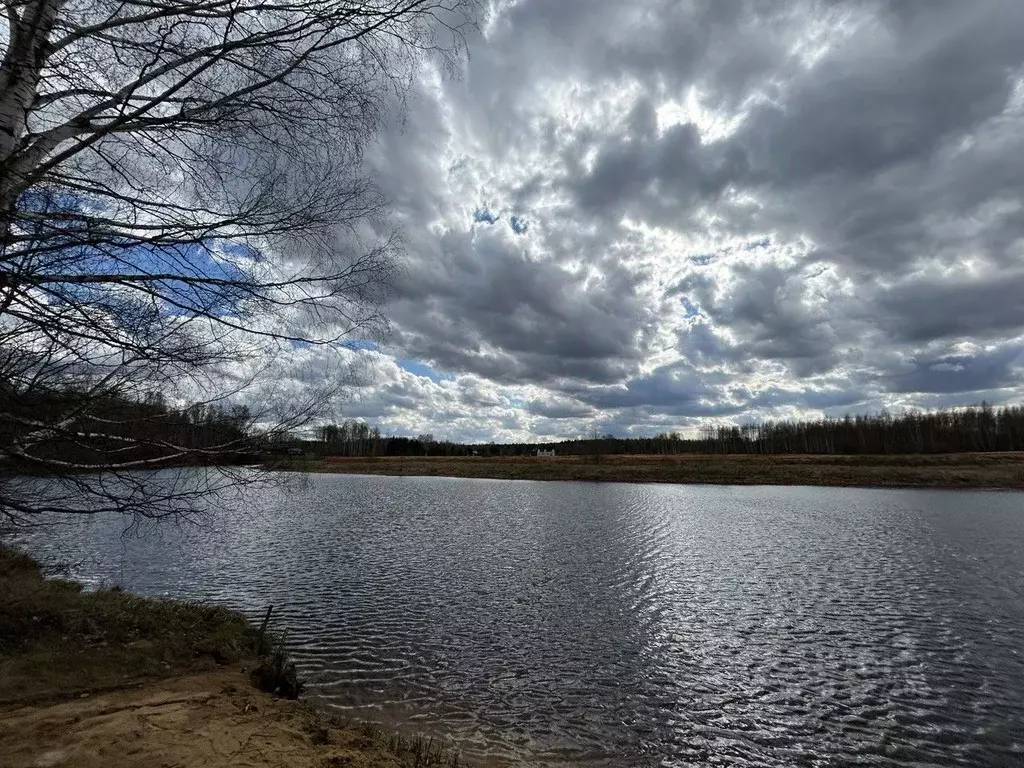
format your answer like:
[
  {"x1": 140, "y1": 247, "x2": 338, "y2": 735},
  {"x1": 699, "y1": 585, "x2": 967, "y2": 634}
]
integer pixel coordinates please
[{"x1": 0, "y1": 667, "x2": 400, "y2": 768}]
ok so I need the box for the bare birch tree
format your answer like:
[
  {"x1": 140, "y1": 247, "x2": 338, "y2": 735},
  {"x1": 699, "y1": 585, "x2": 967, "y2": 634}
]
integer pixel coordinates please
[{"x1": 0, "y1": 0, "x2": 475, "y2": 526}]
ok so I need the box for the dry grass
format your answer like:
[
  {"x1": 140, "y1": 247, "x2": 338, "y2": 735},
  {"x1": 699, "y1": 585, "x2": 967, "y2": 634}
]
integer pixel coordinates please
[
  {"x1": 301, "y1": 452, "x2": 1024, "y2": 489},
  {"x1": 303, "y1": 715, "x2": 465, "y2": 767},
  {"x1": 0, "y1": 544, "x2": 265, "y2": 704},
  {"x1": 0, "y1": 545, "x2": 473, "y2": 768}
]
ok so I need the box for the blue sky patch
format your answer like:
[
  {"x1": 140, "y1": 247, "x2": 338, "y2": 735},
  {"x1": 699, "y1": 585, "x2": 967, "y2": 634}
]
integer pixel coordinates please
[
  {"x1": 398, "y1": 358, "x2": 453, "y2": 382},
  {"x1": 345, "y1": 339, "x2": 380, "y2": 351},
  {"x1": 473, "y1": 208, "x2": 499, "y2": 224}
]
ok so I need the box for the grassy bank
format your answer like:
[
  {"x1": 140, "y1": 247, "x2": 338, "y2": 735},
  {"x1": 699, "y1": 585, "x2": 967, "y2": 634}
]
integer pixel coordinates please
[
  {"x1": 0, "y1": 545, "x2": 269, "y2": 704},
  {"x1": 297, "y1": 452, "x2": 1024, "y2": 489},
  {"x1": 0, "y1": 545, "x2": 465, "y2": 767}
]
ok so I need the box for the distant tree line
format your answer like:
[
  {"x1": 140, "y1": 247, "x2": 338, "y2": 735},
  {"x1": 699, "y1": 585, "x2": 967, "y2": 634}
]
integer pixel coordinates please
[
  {"x1": 551, "y1": 403, "x2": 1024, "y2": 456},
  {"x1": 316, "y1": 421, "x2": 470, "y2": 457},
  {"x1": 687, "y1": 403, "x2": 1024, "y2": 455},
  {"x1": 312, "y1": 403, "x2": 1024, "y2": 458},
  {"x1": 1, "y1": 386, "x2": 257, "y2": 470}
]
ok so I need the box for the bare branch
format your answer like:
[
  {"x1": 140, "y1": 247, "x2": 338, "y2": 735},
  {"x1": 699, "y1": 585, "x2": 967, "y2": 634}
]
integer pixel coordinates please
[{"x1": 0, "y1": 0, "x2": 480, "y2": 525}]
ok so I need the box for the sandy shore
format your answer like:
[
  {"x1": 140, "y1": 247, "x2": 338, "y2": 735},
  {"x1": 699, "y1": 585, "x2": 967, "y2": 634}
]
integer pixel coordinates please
[
  {"x1": 0, "y1": 667, "x2": 413, "y2": 768},
  {"x1": 0, "y1": 546, "x2": 465, "y2": 768}
]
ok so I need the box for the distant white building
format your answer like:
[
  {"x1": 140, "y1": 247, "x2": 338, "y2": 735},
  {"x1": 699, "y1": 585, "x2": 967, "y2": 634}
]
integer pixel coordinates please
[{"x1": 536, "y1": 448, "x2": 556, "y2": 457}]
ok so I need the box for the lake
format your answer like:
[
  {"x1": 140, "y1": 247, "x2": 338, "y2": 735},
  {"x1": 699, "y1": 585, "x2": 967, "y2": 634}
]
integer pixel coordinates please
[{"x1": 16, "y1": 473, "x2": 1024, "y2": 767}]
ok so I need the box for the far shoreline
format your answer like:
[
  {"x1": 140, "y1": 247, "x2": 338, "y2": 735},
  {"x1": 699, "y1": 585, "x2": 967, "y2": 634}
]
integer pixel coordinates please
[{"x1": 276, "y1": 452, "x2": 1024, "y2": 491}]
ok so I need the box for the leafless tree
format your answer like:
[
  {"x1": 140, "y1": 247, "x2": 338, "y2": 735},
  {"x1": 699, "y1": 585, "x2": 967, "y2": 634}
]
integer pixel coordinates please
[
  {"x1": 0, "y1": 0, "x2": 476, "y2": 527},
  {"x1": 416, "y1": 432, "x2": 433, "y2": 454}
]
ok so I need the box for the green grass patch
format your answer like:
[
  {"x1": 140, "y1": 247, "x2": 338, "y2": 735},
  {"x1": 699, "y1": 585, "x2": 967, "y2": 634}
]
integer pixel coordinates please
[{"x1": 0, "y1": 544, "x2": 265, "y2": 704}]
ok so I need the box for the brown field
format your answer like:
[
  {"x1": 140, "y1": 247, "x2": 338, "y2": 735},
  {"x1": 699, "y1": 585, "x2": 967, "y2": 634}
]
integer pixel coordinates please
[{"x1": 297, "y1": 452, "x2": 1024, "y2": 489}]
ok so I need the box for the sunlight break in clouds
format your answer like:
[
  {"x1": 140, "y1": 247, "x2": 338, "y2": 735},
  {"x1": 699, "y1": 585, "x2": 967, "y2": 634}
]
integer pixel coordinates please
[{"x1": 270, "y1": 0, "x2": 1024, "y2": 442}]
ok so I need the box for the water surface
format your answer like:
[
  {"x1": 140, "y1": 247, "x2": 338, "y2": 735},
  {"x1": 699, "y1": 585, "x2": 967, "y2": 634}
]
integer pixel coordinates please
[{"x1": 18, "y1": 473, "x2": 1024, "y2": 767}]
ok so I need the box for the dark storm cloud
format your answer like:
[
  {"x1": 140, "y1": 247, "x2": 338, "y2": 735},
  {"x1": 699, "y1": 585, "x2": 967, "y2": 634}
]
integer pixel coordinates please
[
  {"x1": 497, "y1": 0, "x2": 810, "y2": 105},
  {"x1": 883, "y1": 346, "x2": 1024, "y2": 395},
  {"x1": 331, "y1": 0, "x2": 1024, "y2": 440},
  {"x1": 574, "y1": 362, "x2": 740, "y2": 416},
  {"x1": 679, "y1": 264, "x2": 845, "y2": 377},
  {"x1": 741, "y1": 3, "x2": 1023, "y2": 185},
  {"x1": 875, "y1": 272, "x2": 1024, "y2": 343},
  {"x1": 572, "y1": 363, "x2": 872, "y2": 418},
  {"x1": 742, "y1": 386, "x2": 869, "y2": 412},
  {"x1": 676, "y1": 321, "x2": 748, "y2": 370},
  {"x1": 524, "y1": 398, "x2": 594, "y2": 420},
  {"x1": 567, "y1": 115, "x2": 747, "y2": 226},
  {"x1": 679, "y1": 1, "x2": 1024, "y2": 387},
  {"x1": 731, "y1": 2, "x2": 1024, "y2": 276},
  {"x1": 388, "y1": 226, "x2": 658, "y2": 386}
]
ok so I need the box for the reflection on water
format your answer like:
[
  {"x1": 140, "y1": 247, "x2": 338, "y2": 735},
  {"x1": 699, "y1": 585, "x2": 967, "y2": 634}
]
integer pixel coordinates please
[{"x1": 17, "y1": 473, "x2": 1024, "y2": 767}]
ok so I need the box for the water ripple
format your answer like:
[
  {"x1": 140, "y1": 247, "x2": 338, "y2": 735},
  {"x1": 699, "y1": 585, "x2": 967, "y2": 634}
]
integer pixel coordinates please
[{"x1": 17, "y1": 474, "x2": 1024, "y2": 767}]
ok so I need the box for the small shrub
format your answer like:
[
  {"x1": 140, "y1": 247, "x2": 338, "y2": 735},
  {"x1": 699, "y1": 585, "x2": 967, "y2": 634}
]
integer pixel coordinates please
[
  {"x1": 250, "y1": 635, "x2": 303, "y2": 699},
  {"x1": 0, "y1": 546, "x2": 41, "y2": 577}
]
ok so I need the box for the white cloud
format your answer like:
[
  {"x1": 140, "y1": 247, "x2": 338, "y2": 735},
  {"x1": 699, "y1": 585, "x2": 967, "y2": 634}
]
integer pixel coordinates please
[{"x1": 261, "y1": 0, "x2": 1024, "y2": 441}]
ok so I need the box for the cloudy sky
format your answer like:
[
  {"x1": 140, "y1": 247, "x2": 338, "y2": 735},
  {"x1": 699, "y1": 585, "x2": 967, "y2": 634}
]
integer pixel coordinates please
[{"x1": 296, "y1": 0, "x2": 1024, "y2": 443}]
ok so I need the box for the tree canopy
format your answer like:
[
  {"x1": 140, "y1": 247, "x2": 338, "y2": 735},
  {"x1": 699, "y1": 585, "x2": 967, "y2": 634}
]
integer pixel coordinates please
[{"x1": 0, "y1": 0, "x2": 476, "y2": 526}]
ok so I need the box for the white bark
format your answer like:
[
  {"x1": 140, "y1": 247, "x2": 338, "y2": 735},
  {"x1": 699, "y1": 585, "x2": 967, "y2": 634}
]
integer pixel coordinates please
[
  {"x1": 0, "y1": 0, "x2": 62, "y2": 210},
  {"x1": 0, "y1": 0, "x2": 476, "y2": 524}
]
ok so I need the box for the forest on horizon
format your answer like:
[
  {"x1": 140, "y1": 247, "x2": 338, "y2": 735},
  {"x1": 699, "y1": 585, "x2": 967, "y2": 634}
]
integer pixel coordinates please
[{"x1": 312, "y1": 402, "x2": 1024, "y2": 458}]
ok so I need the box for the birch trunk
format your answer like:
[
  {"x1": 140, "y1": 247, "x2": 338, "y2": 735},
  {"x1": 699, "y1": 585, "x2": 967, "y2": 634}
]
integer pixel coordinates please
[{"x1": 0, "y1": 0, "x2": 61, "y2": 211}]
